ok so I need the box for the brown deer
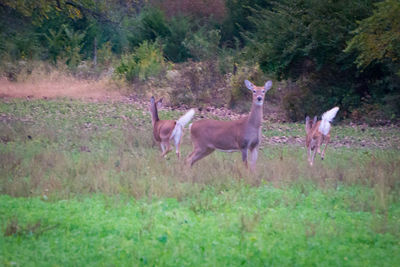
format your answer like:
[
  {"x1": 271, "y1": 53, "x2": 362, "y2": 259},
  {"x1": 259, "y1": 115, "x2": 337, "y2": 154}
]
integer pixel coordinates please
[
  {"x1": 186, "y1": 80, "x2": 273, "y2": 170},
  {"x1": 305, "y1": 107, "x2": 339, "y2": 166},
  {"x1": 149, "y1": 96, "x2": 195, "y2": 158}
]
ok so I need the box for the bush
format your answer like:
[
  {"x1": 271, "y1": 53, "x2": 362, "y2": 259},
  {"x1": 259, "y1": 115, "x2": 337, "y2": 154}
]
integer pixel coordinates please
[
  {"x1": 282, "y1": 84, "x2": 317, "y2": 122},
  {"x1": 169, "y1": 61, "x2": 227, "y2": 107},
  {"x1": 183, "y1": 29, "x2": 221, "y2": 61},
  {"x1": 162, "y1": 16, "x2": 192, "y2": 62},
  {"x1": 115, "y1": 41, "x2": 165, "y2": 82},
  {"x1": 97, "y1": 41, "x2": 114, "y2": 66}
]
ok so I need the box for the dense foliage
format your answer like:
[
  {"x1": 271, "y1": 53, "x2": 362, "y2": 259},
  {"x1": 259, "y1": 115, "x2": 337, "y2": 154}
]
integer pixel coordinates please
[{"x1": 1, "y1": 0, "x2": 399, "y2": 123}]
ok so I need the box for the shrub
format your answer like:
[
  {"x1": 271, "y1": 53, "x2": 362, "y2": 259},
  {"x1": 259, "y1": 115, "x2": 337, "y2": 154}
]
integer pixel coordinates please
[
  {"x1": 97, "y1": 41, "x2": 114, "y2": 66},
  {"x1": 115, "y1": 41, "x2": 165, "y2": 82},
  {"x1": 183, "y1": 29, "x2": 221, "y2": 61},
  {"x1": 169, "y1": 61, "x2": 227, "y2": 107},
  {"x1": 162, "y1": 16, "x2": 192, "y2": 62}
]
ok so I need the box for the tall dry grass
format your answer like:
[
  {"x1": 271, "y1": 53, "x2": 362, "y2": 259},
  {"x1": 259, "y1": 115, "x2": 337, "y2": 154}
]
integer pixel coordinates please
[
  {"x1": 0, "y1": 61, "x2": 123, "y2": 100},
  {"x1": 1, "y1": 122, "x2": 399, "y2": 211}
]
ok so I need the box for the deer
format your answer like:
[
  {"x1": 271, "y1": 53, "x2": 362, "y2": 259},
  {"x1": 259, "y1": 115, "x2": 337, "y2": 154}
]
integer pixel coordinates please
[
  {"x1": 305, "y1": 106, "x2": 339, "y2": 166},
  {"x1": 149, "y1": 96, "x2": 195, "y2": 158},
  {"x1": 186, "y1": 80, "x2": 273, "y2": 170}
]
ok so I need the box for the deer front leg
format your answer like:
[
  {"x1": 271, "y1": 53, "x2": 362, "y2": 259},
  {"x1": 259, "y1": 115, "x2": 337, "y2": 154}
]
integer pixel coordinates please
[
  {"x1": 241, "y1": 148, "x2": 249, "y2": 168},
  {"x1": 310, "y1": 147, "x2": 317, "y2": 166},
  {"x1": 249, "y1": 147, "x2": 258, "y2": 171}
]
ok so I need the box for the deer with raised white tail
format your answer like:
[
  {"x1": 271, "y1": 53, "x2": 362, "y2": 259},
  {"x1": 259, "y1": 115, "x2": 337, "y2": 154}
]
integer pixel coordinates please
[
  {"x1": 305, "y1": 107, "x2": 339, "y2": 166},
  {"x1": 149, "y1": 96, "x2": 195, "y2": 158},
  {"x1": 186, "y1": 80, "x2": 273, "y2": 170}
]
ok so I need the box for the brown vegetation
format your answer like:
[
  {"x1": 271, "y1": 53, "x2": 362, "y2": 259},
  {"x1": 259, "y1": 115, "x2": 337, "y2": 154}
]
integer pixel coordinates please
[{"x1": 0, "y1": 75, "x2": 122, "y2": 101}]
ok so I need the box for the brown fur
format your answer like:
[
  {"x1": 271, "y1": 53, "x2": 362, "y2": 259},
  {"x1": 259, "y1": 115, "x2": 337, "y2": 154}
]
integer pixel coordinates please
[
  {"x1": 186, "y1": 80, "x2": 272, "y2": 170},
  {"x1": 149, "y1": 97, "x2": 180, "y2": 158},
  {"x1": 305, "y1": 117, "x2": 331, "y2": 166}
]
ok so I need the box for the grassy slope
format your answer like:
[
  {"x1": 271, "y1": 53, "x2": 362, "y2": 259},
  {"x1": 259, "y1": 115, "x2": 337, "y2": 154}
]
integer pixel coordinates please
[{"x1": 1, "y1": 98, "x2": 400, "y2": 266}]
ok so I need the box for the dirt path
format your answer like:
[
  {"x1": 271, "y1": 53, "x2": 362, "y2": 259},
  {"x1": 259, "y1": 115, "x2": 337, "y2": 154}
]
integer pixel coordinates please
[{"x1": 0, "y1": 77, "x2": 123, "y2": 101}]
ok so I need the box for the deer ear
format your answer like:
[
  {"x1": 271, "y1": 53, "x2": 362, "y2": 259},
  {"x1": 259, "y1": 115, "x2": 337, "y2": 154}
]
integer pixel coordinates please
[
  {"x1": 313, "y1": 116, "x2": 317, "y2": 126},
  {"x1": 156, "y1": 98, "x2": 163, "y2": 108},
  {"x1": 264, "y1": 80, "x2": 273, "y2": 91},
  {"x1": 244, "y1": 80, "x2": 254, "y2": 91},
  {"x1": 305, "y1": 116, "x2": 310, "y2": 132}
]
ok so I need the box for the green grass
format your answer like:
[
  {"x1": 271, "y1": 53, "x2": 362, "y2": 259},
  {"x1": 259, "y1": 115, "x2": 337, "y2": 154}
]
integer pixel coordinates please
[
  {"x1": 1, "y1": 98, "x2": 400, "y2": 266},
  {"x1": 1, "y1": 186, "x2": 400, "y2": 266}
]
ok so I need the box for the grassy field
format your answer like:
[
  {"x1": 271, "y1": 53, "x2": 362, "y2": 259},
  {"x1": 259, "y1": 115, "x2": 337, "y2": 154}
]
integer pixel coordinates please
[{"x1": 1, "y1": 98, "x2": 400, "y2": 266}]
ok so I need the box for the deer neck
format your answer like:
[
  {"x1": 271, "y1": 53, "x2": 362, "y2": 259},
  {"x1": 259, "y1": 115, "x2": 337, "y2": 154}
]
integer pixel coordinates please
[
  {"x1": 150, "y1": 104, "x2": 160, "y2": 126},
  {"x1": 247, "y1": 103, "x2": 263, "y2": 129}
]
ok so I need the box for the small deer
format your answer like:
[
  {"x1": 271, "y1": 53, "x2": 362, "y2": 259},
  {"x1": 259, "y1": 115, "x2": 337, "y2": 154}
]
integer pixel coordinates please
[
  {"x1": 149, "y1": 96, "x2": 195, "y2": 158},
  {"x1": 186, "y1": 80, "x2": 273, "y2": 170},
  {"x1": 305, "y1": 107, "x2": 339, "y2": 166}
]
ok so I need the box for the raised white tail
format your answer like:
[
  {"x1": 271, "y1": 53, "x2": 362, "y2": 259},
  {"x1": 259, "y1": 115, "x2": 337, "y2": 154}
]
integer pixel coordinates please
[
  {"x1": 150, "y1": 97, "x2": 195, "y2": 158},
  {"x1": 177, "y1": 109, "x2": 195, "y2": 128},
  {"x1": 170, "y1": 109, "x2": 195, "y2": 144},
  {"x1": 319, "y1": 107, "x2": 339, "y2": 135},
  {"x1": 306, "y1": 106, "x2": 339, "y2": 166}
]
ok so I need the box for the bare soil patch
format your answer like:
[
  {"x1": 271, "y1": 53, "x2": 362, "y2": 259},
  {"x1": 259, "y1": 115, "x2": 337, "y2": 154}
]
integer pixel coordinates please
[{"x1": 0, "y1": 76, "x2": 124, "y2": 101}]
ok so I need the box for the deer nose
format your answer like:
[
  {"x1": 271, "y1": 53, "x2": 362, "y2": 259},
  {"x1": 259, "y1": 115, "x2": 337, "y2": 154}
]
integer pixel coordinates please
[{"x1": 257, "y1": 96, "x2": 262, "y2": 101}]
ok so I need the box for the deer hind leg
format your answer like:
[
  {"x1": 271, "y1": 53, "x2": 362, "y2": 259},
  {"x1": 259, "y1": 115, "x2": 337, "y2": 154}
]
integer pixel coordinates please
[
  {"x1": 173, "y1": 125, "x2": 183, "y2": 158},
  {"x1": 187, "y1": 147, "x2": 214, "y2": 167},
  {"x1": 321, "y1": 135, "x2": 330, "y2": 160},
  {"x1": 317, "y1": 135, "x2": 323, "y2": 154},
  {"x1": 160, "y1": 139, "x2": 172, "y2": 158}
]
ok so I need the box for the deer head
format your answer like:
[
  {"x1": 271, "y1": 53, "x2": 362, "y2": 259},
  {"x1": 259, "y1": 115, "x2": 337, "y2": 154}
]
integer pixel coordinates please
[{"x1": 245, "y1": 80, "x2": 273, "y2": 106}]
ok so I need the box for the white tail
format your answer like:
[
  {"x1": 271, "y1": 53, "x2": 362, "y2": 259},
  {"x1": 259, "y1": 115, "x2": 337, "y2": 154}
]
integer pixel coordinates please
[
  {"x1": 177, "y1": 109, "x2": 195, "y2": 128},
  {"x1": 170, "y1": 109, "x2": 195, "y2": 149},
  {"x1": 306, "y1": 106, "x2": 339, "y2": 166},
  {"x1": 319, "y1": 107, "x2": 339, "y2": 135},
  {"x1": 186, "y1": 80, "x2": 272, "y2": 170},
  {"x1": 149, "y1": 97, "x2": 195, "y2": 158}
]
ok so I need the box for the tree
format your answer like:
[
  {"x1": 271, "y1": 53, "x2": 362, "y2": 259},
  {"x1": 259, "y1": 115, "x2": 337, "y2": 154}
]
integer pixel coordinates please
[{"x1": 345, "y1": 0, "x2": 400, "y2": 76}]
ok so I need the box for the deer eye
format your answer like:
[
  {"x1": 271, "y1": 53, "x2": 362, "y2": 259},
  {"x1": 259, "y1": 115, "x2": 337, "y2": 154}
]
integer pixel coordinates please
[
  {"x1": 262, "y1": 90, "x2": 265, "y2": 93},
  {"x1": 253, "y1": 90, "x2": 256, "y2": 93}
]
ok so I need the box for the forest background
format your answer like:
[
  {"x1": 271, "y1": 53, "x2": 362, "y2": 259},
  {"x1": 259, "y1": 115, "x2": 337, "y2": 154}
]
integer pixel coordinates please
[{"x1": 1, "y1": 0, "x2": 399, "y2": 124}]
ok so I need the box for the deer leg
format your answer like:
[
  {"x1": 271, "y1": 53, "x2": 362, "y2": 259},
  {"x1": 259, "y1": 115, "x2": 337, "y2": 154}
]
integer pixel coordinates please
[
  {"x1": 317, "y1": 136, "x2": 322, "y2": 154},
  {"x1": 187, "y1": 147, "x2": 214, "y2": 167},
  {"x1": 310, "y1": 147, "x2": 317, "y2": 166},
  {"x1": 321, "y1": 135, "x2": 330, "y2": 160},
  {"x1": 241, "y1": 148, "x2": 249, "y2": 168},
  {"x1": 249, "y1": 147, "x2": 258, "y2": 171},
  {"x1": 173, "y1": 126, "x2": 183, "y2": 159},
  {"x1": 161, "y1": 140, "x2": 172, "y2": 157},
  {"x1": 160, "y1": 142, "x2": 166, "y2": 153}
]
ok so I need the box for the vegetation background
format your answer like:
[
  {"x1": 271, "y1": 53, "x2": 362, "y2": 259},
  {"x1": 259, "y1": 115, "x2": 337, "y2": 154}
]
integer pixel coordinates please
[{"x1": 1, "y1": 0, "x2": 399, "y2": 123}]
